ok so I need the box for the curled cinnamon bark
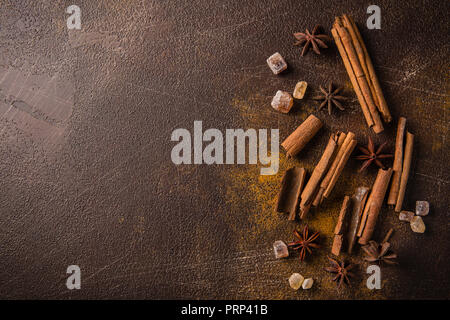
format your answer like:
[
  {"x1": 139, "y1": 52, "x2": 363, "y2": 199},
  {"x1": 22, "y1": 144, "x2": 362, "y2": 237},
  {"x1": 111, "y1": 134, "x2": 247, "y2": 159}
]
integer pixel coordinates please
[
  {"x1": 343, "y1": 14, "x2": 392, "y2": 123},
  {"x1": 312, "y1": 187, "x2": 325, "y2": 207},
  {"x1": 319, "y1": 132, "x2": 350, "y2": 196},
  {"x1": 333, "y1": 17, "x2": 383, "y2": 134},
  {"x1": 281, "y1": 115, "x2": 323, "y2": 157},
  {"x1": 335, "y1": 196, "x2": 351, "y2": 235},
  {"x1": 323, "y1": 139, "x2": 357, "y2": 198},
  {"x1": 358, "y1": 168, "x2": 393, "y2": 245},
  {"x1": 347, "y1": 186, "x2": 369, "y2": 254},
  {"x1": 332, "y1": 196, "x2": 351, "y2": 256},
  {"x1": 313, "y1": 132, "x2": 357, "y2": 204},
  {"x1": 331, "y1": 27, "x2": 374, "y2": 128},
  {"x1": 332, "y1": 15, "x2": 391, "y2": 133},
  {"x1": 382, "y1": 228, "x2": 394, "y2": 244},
  {"x1": 388, "y1": 117, "x2": 407, "y2": 205},
  {"x1": 395, "y1": 132, "x2": 414, "y2": 212},
  {"x1": 276, "y1": 167, "x2": 307, "y2": 221},
  {"x1": 393, "y1": 117, "x2": 407, "y2": 171},
  {"x1": 299, "y1": 134, "x2": 339, "y2": 219}
]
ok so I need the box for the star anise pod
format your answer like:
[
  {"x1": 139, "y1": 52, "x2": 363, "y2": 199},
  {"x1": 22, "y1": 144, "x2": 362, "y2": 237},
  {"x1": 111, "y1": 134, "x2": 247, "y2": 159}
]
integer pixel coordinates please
[
  {"x1": 287, "y1": 225, "x2": 320, "y2": 261},
  {"x1": 356, "y1": 137, "x2": 393, "y2": 172},
  {"x1": 324, "y1": 257, "x2": 356, "y2": 287},
  {"x1": 293, "y1": 25, "x2": 331, "y2": 56},
  {"x1": 312, "y1": 81, "x2": 347, "y2": 115},
  {"x1": 362, "y1": 240, "x2": 398, "y2": 265}
]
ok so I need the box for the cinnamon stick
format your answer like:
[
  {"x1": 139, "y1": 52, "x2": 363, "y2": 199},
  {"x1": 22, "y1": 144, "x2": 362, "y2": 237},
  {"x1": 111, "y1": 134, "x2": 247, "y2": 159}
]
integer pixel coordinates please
[
  {"x1": 276, "y1": 167, "x2": 307, "y2": 220},
  {"x1": 299, "y1": 201, "x2": 313, "y2": 220},
  {"x1": 331, "y1": 234, "x2": 344, "y2": 257},
  {"x1": 388, "y1": 117, "x2": 407, "y2": 205},
  {"x1": 382, "y1": 228, "x2": 394, "y2": 244},
  {"x1": 299, "y1": 134, "x2": 339, "y2": 218},
  {"x1": 314, "y1": 132, "x2": 356, "y2": 204},
  {"x1": 281, "y1": 115, "x2": 323, "y2": 157},
  {"x1": 345, "y1": 15, "x2": 392, "y2": 123},
  {"x1": 357, "y1": 202, "x2": 370, "y2": 238},
  {"x1": 333, "y1": 17, "x2": 384, "y2": 134},
  {"x1": 358, "y1": 168, "x2": 393, "y2": 245},
  {"x1": 331, "y1": 27, "x2": 374, "y2": 128},
  {"x1": 334, "y1": 196, "x2": 351, "y2": 235},
  {"x1": 332, "y1": 14, "x2": 391, "y2": 132},
  {"x1": 323, "y1": 139, "x2": 357, "y2": 199},
  {"x1": 388, "y1": 170, "x2": 401, "y2": 207},
  {"x1": 347, "y1": 186, "x2": 369, "y2": 254},
  {"x1": 312, "y1": 187, "x2": 324, "y2": 207},
  {"x1": 313, "y1": 131, "x2": 347, "y2": 205},
  {"x1": 342, "y1": 15, "x2": 377, "y2": 107},
  {"x1": 318, "y1": 133, "x2": 351, "y2": 195},
  {"x1": 393, "y1": 117, "x2": 407, "y2": 171},
  {"x1": 395, "y1": 132, "x2": 414, "y2": 212},
  {"x1": 332, "y1": 196, "x2": 351, "y2": 256},
  {"x1": 358, "y1": 171, "x2": 384, "y2": 238}
]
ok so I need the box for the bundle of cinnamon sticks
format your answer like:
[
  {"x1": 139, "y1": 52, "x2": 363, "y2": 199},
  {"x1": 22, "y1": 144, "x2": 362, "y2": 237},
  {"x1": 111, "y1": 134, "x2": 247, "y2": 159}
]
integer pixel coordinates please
[
  {"x1": 331, "y1": 169, "x2": 393, "y2": 256},
  {"x1": 277, "y1": 131, "x2": 356, "y2": 221},
  {"x1": 312, "y1": 131, "x2": 357, "y2": 206},
  {"x1": 299, "y1": 131, "x2": 356, "y2": 219},
  {"x1": 332, "y1": 14, "x2": 391, "y2": 134}
]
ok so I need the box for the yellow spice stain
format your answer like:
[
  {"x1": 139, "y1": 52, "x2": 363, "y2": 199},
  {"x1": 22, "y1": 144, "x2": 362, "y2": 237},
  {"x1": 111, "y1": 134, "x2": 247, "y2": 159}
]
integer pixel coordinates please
[
  {"x1": 432, "y1": 139, "x2": 442, "y2": 153},
  {"x1": 222, "y1": 94, "x2": 389, "y2": 299}
]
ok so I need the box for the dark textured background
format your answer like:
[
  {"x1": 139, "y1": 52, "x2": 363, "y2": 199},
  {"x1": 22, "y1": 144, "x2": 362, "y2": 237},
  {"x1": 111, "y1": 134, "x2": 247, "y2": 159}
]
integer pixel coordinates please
[{"x1": 0, "y1": 0, "x2": 448, "y2": 299}]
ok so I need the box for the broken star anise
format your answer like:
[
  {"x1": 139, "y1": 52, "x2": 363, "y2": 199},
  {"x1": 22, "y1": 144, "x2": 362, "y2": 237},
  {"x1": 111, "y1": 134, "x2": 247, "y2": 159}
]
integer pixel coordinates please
[
  {"x1": 293, "y1": 25, "x2": 331, "y2": 56},
  {"x1": 362, "y1": 240, "x2": 398, "y2": 265},
  {"x1": 356, "y1": 137, "x2": 393, "y2": 172},
  {"x1": 287, "y1": 225, "x2": 320, "y2": 262},
  {"x1": 312, "y1": 81, "x2": 347, "y2": 115},
  {"x1": 324, "y1": 257, "x2": 356, "y2": 287}
]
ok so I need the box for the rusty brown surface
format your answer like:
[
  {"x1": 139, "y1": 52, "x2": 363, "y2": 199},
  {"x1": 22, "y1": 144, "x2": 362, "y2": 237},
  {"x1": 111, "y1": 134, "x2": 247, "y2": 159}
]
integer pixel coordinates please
[{"x1": 0, "y1": 0, "x2": 448, "y2": 299}]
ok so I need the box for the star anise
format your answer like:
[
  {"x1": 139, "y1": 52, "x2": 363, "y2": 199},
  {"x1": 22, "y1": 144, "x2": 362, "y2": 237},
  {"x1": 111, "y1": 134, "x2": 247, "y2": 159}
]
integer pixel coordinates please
[
  {"x1": 362, "y1": 240, "x2": 398, "y2": 265},
  {"x1": 324, "y1": 257, "x2": 356, "y2": 287},
  {"x1": 293, "y1": 25, "x2": 331, "y2": 56},
  {"x1": 287, "y1": 225, "x2": 320, "y2": 261},
  {"x1": 356, "y1": 137, "x2": 393, "y2": 172},
  {"x1": 312, "y1": 81, "x2": 347, "y2": 115}
]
